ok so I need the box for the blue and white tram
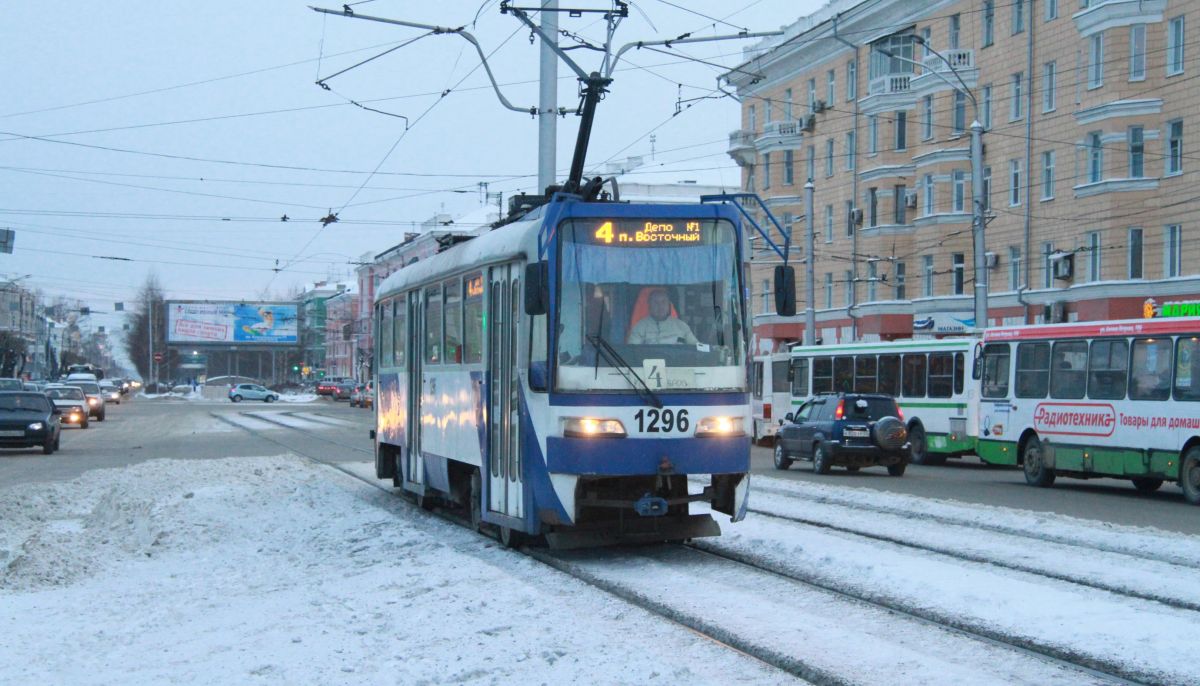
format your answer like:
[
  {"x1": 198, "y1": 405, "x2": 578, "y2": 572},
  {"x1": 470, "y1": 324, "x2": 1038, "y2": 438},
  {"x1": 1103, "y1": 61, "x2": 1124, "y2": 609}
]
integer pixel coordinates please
[{"x1": 372, "y1": 197, "x2": 754, "y2": 546}]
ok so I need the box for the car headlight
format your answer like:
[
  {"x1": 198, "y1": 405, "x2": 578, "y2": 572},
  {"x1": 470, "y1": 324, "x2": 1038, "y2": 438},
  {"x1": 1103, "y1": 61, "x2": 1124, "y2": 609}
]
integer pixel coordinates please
[
  {"x1": 562, "y1": 417, "x2": 626, "y2": 438},
  {"x1": 88, "y1": 398, "x2": 99, "y2": 405},
  {"x1": 27, "y1": 422, "x2": 44, "y2": 431},
  {"x1": 695, "y1": 416, "x2": 746, "y2": 437}
]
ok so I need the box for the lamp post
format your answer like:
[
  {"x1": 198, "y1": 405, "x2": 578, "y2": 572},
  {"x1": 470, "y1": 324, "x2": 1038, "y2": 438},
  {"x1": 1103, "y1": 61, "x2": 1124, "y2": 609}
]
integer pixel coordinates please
[{"x1": 877, "y1": 39, "x2": 987, "y2": 331}]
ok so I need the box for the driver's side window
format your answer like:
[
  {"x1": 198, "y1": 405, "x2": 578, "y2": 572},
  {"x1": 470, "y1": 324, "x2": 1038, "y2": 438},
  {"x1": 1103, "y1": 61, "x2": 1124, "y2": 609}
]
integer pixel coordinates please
[{"x1": 793, "y1": 401, "x2": 813, "y2": 423}]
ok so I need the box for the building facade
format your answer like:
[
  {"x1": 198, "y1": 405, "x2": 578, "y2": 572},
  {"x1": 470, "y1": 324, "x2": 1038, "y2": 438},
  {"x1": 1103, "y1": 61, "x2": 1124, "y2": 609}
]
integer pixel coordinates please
[
  {"x1": 726, "y1": 0, "x2": 1198, "y2": 350},
  {"x1": 299, "y1": 282, "x2": 350, "y2": 374},
  {"x1": 324, "y1": 289, "x2": 360, "y2": 380}
]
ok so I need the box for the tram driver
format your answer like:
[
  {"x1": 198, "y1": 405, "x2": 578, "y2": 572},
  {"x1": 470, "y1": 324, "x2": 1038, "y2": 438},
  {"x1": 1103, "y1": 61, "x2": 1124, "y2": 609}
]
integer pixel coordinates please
[{"x1": 629, "y1": 289, "x2": 699, "y2": 346}]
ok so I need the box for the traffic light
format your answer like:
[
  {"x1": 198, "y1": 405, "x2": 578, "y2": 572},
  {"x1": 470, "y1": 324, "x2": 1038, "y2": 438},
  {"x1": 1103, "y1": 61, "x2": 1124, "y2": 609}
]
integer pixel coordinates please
[
  {"x1": 292, "y1": 365, "x2": 300, "y2": 372},
  {"x1": 318, "y1": 371, "x2": 325, "y2": 378}
]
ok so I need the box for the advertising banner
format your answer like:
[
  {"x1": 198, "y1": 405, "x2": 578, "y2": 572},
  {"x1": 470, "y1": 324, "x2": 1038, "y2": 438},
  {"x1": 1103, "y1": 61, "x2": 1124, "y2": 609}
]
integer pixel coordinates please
[{"x1": 167, "y1": 302, "x2": 298, "y2": 344}]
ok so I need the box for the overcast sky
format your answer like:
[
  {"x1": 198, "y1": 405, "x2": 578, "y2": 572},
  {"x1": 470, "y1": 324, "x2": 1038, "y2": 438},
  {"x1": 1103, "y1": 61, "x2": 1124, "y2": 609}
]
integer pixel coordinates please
[{"x1": 2, "y1": 0, "x2": 822, "y2": 331}]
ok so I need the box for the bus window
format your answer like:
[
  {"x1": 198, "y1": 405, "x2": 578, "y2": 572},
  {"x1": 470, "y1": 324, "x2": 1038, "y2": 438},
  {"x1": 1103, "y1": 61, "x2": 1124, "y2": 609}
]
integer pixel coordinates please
[
  {"x1": 902, "y1": 354, "x2": 927, "y2": 397},
  {"x1": 813, "y1": 357, "x2": 833, "y2": 394},
  {"x1": 394, "y1": 301, "x2": 406, "y2": 368},
  {"x1": 954, "y1": 352, "x2": 965, "y2": 395},
  {"x1": 981, "y1": 344, "x2": 1010, "y2": 398},
  {"x1": 878, "y1": 355, "x2": 901, "y2": 396},
  {"x1": 772, "y1": 359, "x2": 791, "y2": 393},
  {"x1": 1087, "y1": 339, "x2": 1127, "y2": 400},
  {"x1": 834, "y1": 356, "x2": 854, "y2": 392},
  {"x1": 854, "y1": 355, "x2": 877, "y2": 393},
  {"x1": 791, "y1": 358, "x2": 809, "y2": 396},
  {"x1": 1050, "y1": 341, "x2": 1087, "y2": 399},
  {"x1": 380, "y1": 300, "x2": 394, "y2": 368},
  {"x1": 752, "y1": 361, "x2": 764, "y2": 399},
  {"x1": 1176, "y1": 337, "x2": 1200, "y2": 401},
  {"x1": 1130, "y1": 338, "x2": 1172, "y2": 400},
  {"x1": 463, "y1": 274, "x2": 484, "y2": 364},
  {"x1": 928, "y1": 352, "x2": 954, "y2": 398},
  {"x1": 425, "y1": 286, "x2": 442, "y2": 364},
  {"x1": 444, "y1": 278, "x2": 463, "y2": 364},
  {"x1": 1015, "y1": 342, "x2": 1050, "y2": 398}
]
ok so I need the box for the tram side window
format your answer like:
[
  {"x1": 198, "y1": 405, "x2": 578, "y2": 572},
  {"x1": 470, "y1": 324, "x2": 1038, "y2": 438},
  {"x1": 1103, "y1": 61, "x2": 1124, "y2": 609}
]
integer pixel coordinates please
[
  {"x1": 854, "y1": 355, "x2": 877, "y2": 393},
  {"x1": 443, "y1": 278, "x2": 463, "y2": 364},
  {"x1": 791, "y1": 358, "x2": 809, "y2": 396},
  {"x1": 393, "y1": 301, "x2": 406, "y2": 368},
  {"x1": 954, "y1": 352, "x2": 965, "y2": 395},
  {"x1": 878, "y1": 355, "x2": 901, "y2": 396},
  {"x1": 928, "y1": 352, "x2": 954, "y2": 398},
  {"x1": 1087, "y1": 339, "x2": 1127, "y2": 400},
  {"x1": 1015, "y1": 342, "x2": 1050, "y2": 398},
  {"x1": 463, "y1": 273, "x2": 484, "y2": 364},
  {"x1": 981, "y1": 344, "x2": 1010, "y2": 398},
  {"x1": 1175, "y1": 337, "x2": 1200, "y2": 401},
  {"x1": 902, "y1": 354, "x2": 927, "y2": 397},
  {"x1": 752, "y1": 362, "x2": 764, "y2": 399},
  {"x1": 424, "y1": 286, "x2": 442, "y2": 364},
  {"x1": 834, "y1": 356, "x2": 854, "y2": 392},
  {"x1": 773, "y1": 360, "x2": 791, "y2": 393},
  {"x1": 1130, "y1": 338, "x2": 1172, "y2": 400},
  {"x1": 813, "y1": 357, "x2": 833, "y2": 394},
  {"x1": 379, "y1": 300, "x2": 393, "y2": 368},
  {"x1": 1050, "y1": 341, "x2": 1088, "y2": 399}
]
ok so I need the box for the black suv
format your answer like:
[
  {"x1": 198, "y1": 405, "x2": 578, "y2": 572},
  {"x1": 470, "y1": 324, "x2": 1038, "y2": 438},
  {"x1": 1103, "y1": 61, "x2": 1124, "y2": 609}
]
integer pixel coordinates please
[{"x1": 774, "y1": 393, "x2": 910, "y2": 475}]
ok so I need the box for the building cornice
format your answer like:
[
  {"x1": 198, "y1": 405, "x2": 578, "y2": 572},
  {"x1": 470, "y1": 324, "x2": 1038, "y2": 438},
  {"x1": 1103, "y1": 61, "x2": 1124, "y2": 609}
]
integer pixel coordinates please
[
  {"x1": 1072, "y1": 177, "x2": 1159, "y2": 198},
  {"x1": 858, "y1": 163, "x2": 916, "y2": 182},
  {"x1": 1073, "y1": 98, "x2": 1163, "y2": 126}
]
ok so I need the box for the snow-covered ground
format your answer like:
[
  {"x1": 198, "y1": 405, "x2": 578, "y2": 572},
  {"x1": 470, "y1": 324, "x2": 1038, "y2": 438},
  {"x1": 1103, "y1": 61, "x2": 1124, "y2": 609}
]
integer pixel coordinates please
[{"x1": 0, "y1": 456, "x2": 791, "y2": 685}]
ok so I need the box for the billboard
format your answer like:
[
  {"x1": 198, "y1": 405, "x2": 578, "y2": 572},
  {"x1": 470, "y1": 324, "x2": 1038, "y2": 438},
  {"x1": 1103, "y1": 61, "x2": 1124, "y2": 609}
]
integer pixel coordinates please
[{"x1": 167, "y1": 302, "x2": 298, "y2": 344}]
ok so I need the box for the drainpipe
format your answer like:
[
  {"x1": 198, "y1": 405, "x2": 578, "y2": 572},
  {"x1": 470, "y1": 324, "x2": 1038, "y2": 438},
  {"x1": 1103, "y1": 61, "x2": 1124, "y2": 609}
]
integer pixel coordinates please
[
  {"x1": 833, "y1": 14, "x2": 860, "y2": 340},
  {"x1": 1022, "y1": 1, "x2": 1036, "y2": 324}
]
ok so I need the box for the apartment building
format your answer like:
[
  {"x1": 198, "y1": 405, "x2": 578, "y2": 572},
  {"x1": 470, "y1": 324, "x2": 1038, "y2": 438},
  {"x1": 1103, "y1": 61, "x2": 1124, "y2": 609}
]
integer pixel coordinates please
[{"x1": 725, "y1": 0, "x2": 1197, "y2": 348}]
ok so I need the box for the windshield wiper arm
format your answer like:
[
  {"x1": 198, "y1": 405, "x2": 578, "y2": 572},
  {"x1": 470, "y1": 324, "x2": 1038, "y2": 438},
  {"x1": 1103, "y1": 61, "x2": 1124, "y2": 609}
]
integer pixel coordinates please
[{"x1": 586, "y1": 334, "x2": 664, "y2": 409}]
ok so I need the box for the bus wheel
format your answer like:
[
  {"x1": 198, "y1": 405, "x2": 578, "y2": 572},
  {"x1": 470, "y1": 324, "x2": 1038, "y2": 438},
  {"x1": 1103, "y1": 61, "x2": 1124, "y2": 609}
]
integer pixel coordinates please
[
  {"x1": 1181, "y1": 448, "x2": 1200, "y2": 505},
  {"x1": 469, "y1": 470, "x2": 483, "y2": 532},
  {"x1": 1132, "y1": 478, "x2": 1164, "y2": 493},
  {"x1": 773, "y1": 442, "x2": 793, "y2": 470},
  {"x1": 1022, "y1": 436, "x2": 1056, "y2": 487},
  {"x1": 908, "y1": 424, "x2": 943, "y2": 465}
]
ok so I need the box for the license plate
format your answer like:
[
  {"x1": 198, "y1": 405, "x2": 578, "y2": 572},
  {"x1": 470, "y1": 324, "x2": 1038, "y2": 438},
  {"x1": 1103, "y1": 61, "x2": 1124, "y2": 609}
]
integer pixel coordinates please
[
  {"x1": 844, "y1": 428, "x2": 869, "y2": 438},
  {"x1": 0, "y1": 430, "x2": 24, "y2": 437}
]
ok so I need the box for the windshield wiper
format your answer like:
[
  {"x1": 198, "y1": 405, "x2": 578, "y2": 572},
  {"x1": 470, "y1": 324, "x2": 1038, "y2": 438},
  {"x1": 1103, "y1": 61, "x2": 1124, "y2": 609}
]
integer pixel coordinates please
[{"x1": 587, "y1": 334, "x2": 663, "y2": 409}]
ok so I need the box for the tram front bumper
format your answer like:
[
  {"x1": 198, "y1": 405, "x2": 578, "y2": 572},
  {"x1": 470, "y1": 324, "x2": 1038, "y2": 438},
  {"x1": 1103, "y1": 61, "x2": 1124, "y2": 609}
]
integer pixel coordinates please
[{"x1": 544, "y1": 435, "x2": 750, "y2": 476}]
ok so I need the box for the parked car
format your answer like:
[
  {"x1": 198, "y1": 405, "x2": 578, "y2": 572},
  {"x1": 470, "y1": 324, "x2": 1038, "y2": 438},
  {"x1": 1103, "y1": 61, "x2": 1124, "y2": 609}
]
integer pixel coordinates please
[
  {"x1": 0, "y1": 391, "x2": 62, "y2": 454},
  {"x1": 44, "y1": 385, "x2": 89, "y2": 428},
  {"x1": 99, "y1": 381, "x2": 122, "y2": 404},
  {"x1": 774, "y1": 392, "x2": 910, "y2": 476},
  {"x1": 332, "y1": 381, "x2": 355, "y2": 401},
  {"x1": 228, "y1": 383, "x2": 279, "y2": 403},
  {"x1": 0, "y1": 378, "x2": 23, "y2": 392},
  {"x1": 349, "y1": 382, "x2": 373, "y2": 408},
  {"x1": 63, "y1": 381, "x2": 106, "y2": 421}
]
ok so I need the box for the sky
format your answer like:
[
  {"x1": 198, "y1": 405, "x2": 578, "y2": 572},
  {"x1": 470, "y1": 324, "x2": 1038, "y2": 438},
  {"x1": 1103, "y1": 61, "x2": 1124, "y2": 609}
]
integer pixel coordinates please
[{"x1": 2, "y1": 0, "x2": 824, "y2": 332}]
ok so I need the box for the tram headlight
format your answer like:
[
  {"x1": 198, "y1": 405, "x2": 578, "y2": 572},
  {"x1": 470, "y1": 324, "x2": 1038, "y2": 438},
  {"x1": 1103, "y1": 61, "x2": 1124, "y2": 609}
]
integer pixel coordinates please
[
  {"x1": 562, "y1": 417, "x2": 626, "y2": 438},
  {"x1": 695, "y1": 415, "x2": 746, "y2": 437}
]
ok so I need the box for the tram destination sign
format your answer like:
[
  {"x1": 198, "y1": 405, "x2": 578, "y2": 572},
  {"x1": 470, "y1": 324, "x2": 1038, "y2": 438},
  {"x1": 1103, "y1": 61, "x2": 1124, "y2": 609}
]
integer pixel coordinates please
[{"x1": 583, "y1": 219, "x2": 710, "y2": 247}]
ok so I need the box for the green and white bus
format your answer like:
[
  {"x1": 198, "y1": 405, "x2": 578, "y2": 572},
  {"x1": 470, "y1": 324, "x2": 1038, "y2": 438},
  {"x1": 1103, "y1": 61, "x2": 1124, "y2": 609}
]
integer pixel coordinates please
[
  {"x1": 788, "y1": 339, "x2": 978, "y2": 464},
  {"x1": 977, "y1": 317, "x2": 1200, "y2": 504}
]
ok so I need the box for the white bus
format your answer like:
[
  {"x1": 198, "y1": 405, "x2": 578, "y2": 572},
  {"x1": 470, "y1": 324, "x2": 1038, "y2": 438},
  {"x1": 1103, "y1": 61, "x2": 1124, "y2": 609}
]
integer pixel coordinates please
[
  {"x1": 751, "y1": 352, "x2": 791, "y2": 444},
  {"x1": 977, "y1": 317, "x2": 1200, "y2": 504},
  {"x1": 788, "y1": 338, "x2": 978, "y2": 464}
]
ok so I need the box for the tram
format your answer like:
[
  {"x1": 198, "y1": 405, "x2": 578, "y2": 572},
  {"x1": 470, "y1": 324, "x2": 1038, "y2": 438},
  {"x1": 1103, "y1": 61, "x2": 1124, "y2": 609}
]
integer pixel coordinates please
[{"x1": 372, "y1": 197, "x2": 767, "y2": 546}]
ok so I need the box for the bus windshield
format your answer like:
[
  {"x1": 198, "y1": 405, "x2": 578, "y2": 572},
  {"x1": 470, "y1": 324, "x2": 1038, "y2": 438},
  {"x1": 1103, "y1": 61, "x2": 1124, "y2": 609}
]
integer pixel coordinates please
[{"x1": 555, "y1": 217, "x2": 745, "y2": 393}]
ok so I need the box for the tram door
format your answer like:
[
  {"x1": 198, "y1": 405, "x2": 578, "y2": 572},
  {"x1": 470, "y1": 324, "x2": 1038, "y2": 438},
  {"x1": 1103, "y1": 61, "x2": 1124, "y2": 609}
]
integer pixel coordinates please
[
  {"x1": 487, "y1": 264, "x2": 524, "y2": 519},
  {"x1": 405, "y1": 289, "x2": 424, "y2": 487}
]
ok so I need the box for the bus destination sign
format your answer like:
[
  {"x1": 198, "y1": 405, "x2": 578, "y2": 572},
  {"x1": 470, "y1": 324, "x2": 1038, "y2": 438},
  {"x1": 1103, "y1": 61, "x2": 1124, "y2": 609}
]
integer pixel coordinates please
[{"x1": 588, "y1": 219, "x2": 705, "y2": 247}]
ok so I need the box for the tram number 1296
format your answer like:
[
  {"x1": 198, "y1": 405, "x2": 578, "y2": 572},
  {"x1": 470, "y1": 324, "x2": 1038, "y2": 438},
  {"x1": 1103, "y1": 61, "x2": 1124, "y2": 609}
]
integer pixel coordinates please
[{"x1": 634, "y1": 408, "x2": 689, "y2": 433}]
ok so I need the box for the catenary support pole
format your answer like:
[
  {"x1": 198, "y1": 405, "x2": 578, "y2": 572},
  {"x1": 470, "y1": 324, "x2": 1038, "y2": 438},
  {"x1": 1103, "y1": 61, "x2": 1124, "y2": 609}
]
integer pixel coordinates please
[
  {"x1": 971, "y1": 120, "x2": 987, "y2": 331},
  {"x1": 804, "y1": 180, "x2": 816, "y2": 346},
  {"x1": 538, "y1": 0, "x2": 558, "y2": 192}
]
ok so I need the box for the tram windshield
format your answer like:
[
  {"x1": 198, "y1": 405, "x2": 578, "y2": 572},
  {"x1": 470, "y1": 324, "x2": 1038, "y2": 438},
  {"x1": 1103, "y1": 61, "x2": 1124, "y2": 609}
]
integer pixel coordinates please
[{"x1": 555, "y1": 217, "x2": 745, "y2": 393}]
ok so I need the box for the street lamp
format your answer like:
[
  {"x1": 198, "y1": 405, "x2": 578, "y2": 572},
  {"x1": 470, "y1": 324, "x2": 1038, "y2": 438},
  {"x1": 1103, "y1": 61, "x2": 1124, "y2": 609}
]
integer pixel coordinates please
[{"x1": 876, "y1": 38, "x2": 988, "y2": 332}]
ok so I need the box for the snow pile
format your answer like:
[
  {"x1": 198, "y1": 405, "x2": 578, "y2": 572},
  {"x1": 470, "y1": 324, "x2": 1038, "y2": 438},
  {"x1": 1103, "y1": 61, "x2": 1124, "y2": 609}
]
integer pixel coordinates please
[
  {"x1": 0, "y1": 457, "x2": 788, "y2": 685},
  {"x1": 278, "y1": 392, "x2": 318, "y2": 403}
]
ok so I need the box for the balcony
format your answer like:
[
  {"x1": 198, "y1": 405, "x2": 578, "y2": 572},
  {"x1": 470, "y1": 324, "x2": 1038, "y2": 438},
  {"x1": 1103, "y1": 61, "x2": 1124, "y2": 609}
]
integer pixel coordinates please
[
  {"x1": 860, "y1": 73, "x2": 914, "y2": 115},
  {"x1": 1073, "y1": 0, "x2": 1165, "y2": 38},
  {"x1": 755, "y1": 120, "x2": 805, "y2": 154},
  {"x1": 910, "y1": 49, "x2": 978, "y2": 97},
  {"x1": 727, "y1": 129, "x2": 757, "y2": 167}
]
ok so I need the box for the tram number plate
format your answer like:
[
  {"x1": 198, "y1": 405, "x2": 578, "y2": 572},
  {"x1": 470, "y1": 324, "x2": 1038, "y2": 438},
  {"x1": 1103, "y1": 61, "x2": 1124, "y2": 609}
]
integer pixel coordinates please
[{"x1": 633, "y1": 408, "x2": 690, "y2": 433}]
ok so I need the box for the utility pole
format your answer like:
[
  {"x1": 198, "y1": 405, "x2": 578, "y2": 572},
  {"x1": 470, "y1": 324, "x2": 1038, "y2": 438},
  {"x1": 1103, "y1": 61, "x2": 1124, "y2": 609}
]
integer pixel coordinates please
[
  {"x1": 804, "y1": 180, "x2": 816, "y2": 346},
  {"x1": 147, "y1": 296, "x2": 154, "y2": 386},
  {"x1": 971, "y1": 119, "x2": 987, "y2": 331},
  {"x1": 538, "y1": 1, "x2": 558, "y2": 192}
]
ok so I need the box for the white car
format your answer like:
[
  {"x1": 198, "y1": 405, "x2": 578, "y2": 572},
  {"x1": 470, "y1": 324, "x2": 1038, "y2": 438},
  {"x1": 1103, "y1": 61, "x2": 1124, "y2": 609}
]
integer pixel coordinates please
[
  {"x1": 99, "y1": 382, "x2": 122, "y2": 404},
  {"x1": 228, "y1": 383, "x2": 279, "y2": 403},
  {"x1": 44, "y1": 385, "x2": 90, "y2": 428}
]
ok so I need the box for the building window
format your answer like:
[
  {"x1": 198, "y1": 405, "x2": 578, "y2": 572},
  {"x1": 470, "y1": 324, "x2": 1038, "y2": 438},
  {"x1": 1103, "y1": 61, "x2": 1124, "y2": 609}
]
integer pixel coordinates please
[
  {"x1": 1043, "y1": 61, "x2": 1056, "y2": 112},
  {"x1": 1130, "y1": 25, "x2": 1146, "y2": 80},
  {"x1": 923, "y1": 255, "x2": 934, "y2": 297},
  {"x1": 949, "y1": 14, "x2": 961, "y2": 49},
  {"x1": 1043, "y1": 242, "x2": 1054, "y2": 288},
  {"x1": 825, "y1": 139, "x2": 835, "y2": 177},
  {"x1": 827, "y1": 69, "x2": 836, "y2": 107},
  {"x1": 1046, "y1": 0, "x2": 1057, "y2": 21},
  {"x1": 1013, "y1": 0, "x2": 1024, "y2": 34},
  {"x1": 847, "y1": 60, "x2": 857, "y2": 100},
  {"x1": 1010, "y1": 72, "x2": 1023, "y2": 121},
  {"x1": 761, "y1": 278, "x2": 771, "y2": 314},
  {"x1": 748, "y1": 104, "x2": 756, "y2": 130},
  {"x1": 1166, "y1": 224, "x2": 1183, "y2": 277},
  {"x1": 953, "y1": 253, "x2": 965, "y2": 295},
  {"x1": 785, "y1": 88, "x2": 793, "y2": 120},
  {"x1": 895, "y1": 262, "x2": 906, "y2": 299},
  {"x1": 953, "y1": 91, "x2": 966, "y2": 134},
  {"x1": 1128, "y1": 227, "x2": 1143, "y2": 279},
  {"x1": 1087, "y1": 131, "x2": 1102, "y2": 183},
  {"x1": 921, "y1": 27, "x2": 932, "y2": 60},
  {"x1": 1168, "y1": 120, "x2": 1183, "y2": 175},
  {"x1": 784, "y1": 149, "x2": 795, "y2": 184},
  {"x1": 922, "y1": 95, "x2": 934, "y2": 140},
  {"x1": 824, "y1": 273, "x2": 833, "y2": 308},
  {"x1": 808, "y1": 78, "x2": 817, "y2": 112},
  {"x1": 1129, "y1": 126, "x2": 1144, "y2": 178},
  {"x1": 1009, "y1": 159, "x2": 1021, "y2": 206},
  {"x1": 845, "y1": 200, "x2": 855, "y2": 236},
  {"x1": 867, "y1": 262, "x2": 878, "y2": 301},
  {"x1": 1009, "y1": 246, "x2": 1022, "y2": 290},
  {"x1": 982, "y1": 166, "x2": 992, "y2": 211},
  {"x1": 983, "y1": 0, "x2": 995, "y2": 47},
  {"x1": 868, "y1": 187, "x2": 878, "y2": 227},
  {"x1": 1086, "y1": 231, "x2": 1101, "y2": 282},
  {"x1": 1088, "y1": 33, "x2": 1104, "y2": 89},
  {"x1": 825, "y1": 204, "x2": 834, "y2": 242},
  {"x1": 868, "y1": 115, "x2": 878, "y2": 154},
  {"x1": 894, "y1": 184, "x2": 907, "y2": 225},
  {"x1": 846, "y1": 131, "x2": 856, "y2": 170},
  {"x1": 1168, "y1": 16, "x2": 1185, "y2": 76},
  {"x1": 806, "y1": 144, "x2": 816, "y2": 181},
  {"x1": 1042, "y1": 150, "x2": 1055, "y2": 200},
  {"x1": 982, "y1": 84, "x2": 993, "y2": 129},
  {"x1": 893, "y1": 111, "x2": 907, "y2": 151},
  {"x1": 762, "y1": 153, "x2": 771, "y2": 189},
  {"x1": 952, "y1": 171, "x2": 966, "y2": 213},
  {"x1": 923, "y1": 174, "x2": 935, "y2": 215},
  {"x1": 844, "y1": 270, "x2": 854, "y2": 306}
]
